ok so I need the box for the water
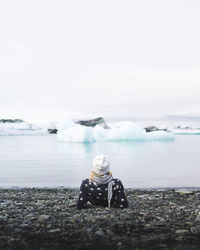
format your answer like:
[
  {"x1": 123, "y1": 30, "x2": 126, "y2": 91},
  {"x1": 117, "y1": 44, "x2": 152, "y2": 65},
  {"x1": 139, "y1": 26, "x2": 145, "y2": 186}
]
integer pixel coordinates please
[{"x1": 0, "y1": 135, "x2": 200, "y2": 188}]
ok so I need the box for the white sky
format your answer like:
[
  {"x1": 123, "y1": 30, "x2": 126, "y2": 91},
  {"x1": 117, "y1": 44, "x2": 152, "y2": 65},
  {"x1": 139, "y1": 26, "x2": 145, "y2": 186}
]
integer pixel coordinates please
[{"x1": 0, "y1": 0, "x2": 200, "y2": 121}]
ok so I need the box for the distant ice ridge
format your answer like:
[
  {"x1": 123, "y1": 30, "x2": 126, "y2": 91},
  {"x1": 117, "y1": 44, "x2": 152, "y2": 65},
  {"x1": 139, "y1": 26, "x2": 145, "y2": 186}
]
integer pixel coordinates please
[
  {"x1": 171, "y1": 128, "x2": 200, "y2": 135},
  {"x1": 0, "y1": 122, "x2": 47, "y2": 136},
  {"x1": 57, "y1": 120, "x2": 174, "y2": 142}
]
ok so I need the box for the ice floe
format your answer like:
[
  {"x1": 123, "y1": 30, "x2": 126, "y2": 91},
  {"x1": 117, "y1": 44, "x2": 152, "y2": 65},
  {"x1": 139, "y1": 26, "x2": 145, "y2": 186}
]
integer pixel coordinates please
[{"x1": 57, "y1": 120, "x2": 174, "y2": 142}]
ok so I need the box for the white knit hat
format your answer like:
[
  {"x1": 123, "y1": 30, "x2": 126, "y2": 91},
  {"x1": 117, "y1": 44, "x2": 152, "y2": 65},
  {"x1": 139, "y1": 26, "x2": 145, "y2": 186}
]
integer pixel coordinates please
[{"x1": 92, "y1": 154, "x2": 110, "y2": 175}]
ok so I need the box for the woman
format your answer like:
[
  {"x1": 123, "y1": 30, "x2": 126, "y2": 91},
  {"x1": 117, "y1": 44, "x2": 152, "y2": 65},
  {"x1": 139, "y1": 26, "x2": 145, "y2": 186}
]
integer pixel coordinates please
[{"x1": 77, "y1": 154, "x2": 128, "y2": 209}]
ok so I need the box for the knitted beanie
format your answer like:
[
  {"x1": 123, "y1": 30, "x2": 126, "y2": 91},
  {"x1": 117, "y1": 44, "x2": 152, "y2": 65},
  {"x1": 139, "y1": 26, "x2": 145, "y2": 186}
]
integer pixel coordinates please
[{"x1": 92, "y1": 154, "x2": 110, "y2": 175}]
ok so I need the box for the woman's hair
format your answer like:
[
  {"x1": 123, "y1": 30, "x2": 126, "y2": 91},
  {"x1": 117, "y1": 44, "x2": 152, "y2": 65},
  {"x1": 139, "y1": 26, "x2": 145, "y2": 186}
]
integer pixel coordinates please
[{"x1": 89, "y1": 171, "x2": 112, "y2": 182}]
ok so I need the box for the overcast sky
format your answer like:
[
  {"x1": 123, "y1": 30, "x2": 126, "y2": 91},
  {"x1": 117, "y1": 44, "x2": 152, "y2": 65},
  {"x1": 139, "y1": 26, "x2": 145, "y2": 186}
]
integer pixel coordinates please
[{"x1": 0, "y1": 0, "x2": 200, "y2": 121}]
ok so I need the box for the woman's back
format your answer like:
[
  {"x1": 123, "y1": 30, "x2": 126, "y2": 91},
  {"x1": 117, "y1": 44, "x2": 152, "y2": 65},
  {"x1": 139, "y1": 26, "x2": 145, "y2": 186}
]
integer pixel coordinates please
[{"x1": 77, "y1": 178, "x2": 128, "y2": 209}]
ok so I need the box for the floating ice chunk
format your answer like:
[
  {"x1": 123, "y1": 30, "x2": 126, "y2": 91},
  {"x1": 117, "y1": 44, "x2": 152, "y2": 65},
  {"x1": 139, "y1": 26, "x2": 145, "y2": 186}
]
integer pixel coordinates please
[
  {"x1": 57, "y1": 121, "x2": 95, "y2": 142},
  {"x1": 95, "y1": 121, "x2": 174, "y2": 141},
  {"x1": 94, "y1": 121, "x2": 146, "y2": 141},
  {"x1": 57, "y1": 120, "x2": 174, "y2": 142},
  {"x1": 145, "y1": 131, "x2": 175, "y2": 140},
  {"x1": 56, "y1": 119, "x2": 75, "y2": 131},
  {"x1": 171, "y1": 128, "x2": 200, "y2": 135},
  {"x1": 0, "y1": 122, "x2": 47, "y2": 136}
]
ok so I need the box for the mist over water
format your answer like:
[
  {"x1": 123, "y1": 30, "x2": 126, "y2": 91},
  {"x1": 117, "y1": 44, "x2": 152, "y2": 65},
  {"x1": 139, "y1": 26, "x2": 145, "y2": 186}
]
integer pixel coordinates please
[{"x1": 0, "y1": 134, "x2": 200, "y2": 188}]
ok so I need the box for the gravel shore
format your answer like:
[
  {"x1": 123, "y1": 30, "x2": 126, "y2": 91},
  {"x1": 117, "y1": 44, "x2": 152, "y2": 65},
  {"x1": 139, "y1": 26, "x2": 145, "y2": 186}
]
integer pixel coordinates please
[{"x1": 1, "y1": 188, "x2": 200, "y2": 250}]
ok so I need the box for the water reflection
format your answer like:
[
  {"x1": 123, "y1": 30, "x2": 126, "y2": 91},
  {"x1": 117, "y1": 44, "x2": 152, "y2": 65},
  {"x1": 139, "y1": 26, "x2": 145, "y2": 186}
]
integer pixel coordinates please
[
  {"x1": 58, "y1": 140, "x2": 174, "y2": 159},
  {"x1": 1, "y1": 135, "x2": 200, "y2": 188}
]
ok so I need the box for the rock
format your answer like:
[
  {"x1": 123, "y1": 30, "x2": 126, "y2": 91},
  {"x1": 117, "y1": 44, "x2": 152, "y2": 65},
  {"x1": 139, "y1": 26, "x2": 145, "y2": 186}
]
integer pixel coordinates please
[
  {"x1": 69, "y1": 218, "x2": 75, "y2": 223},
  {"x1": 176, "y1": 236, "x2": 184, "y2": 241},
  {"x1": 20, "y1": 223, "x2": 29, "y2": 228},
  {"x1": 137, "y1": 194, "x2": 149, "y2": 199},
  {"x1": 175, "y1": 229, "x2": 189, "y2": 234},
  {"x1": 106, "y1": 229, "x2": 113, "y2": 235},
  {"x1": 101, "y1": 210, "x2": 108, "y2": 215},
  {"x1": 195, "y1": 216, "x2": 200, "y2": 222},
  {"x1": 49, "y1": 229, "x2": 60, "y2": 233},
  {"x1": 153, "y1": 220, "x2": 166, "y2": 226},
  {"x1": 0, "y1": 216, "x2": 6, "y2": 222},
  {"x1": 8, "y1": 218, "x2": 16, "y2": 223},
  {"x1": 86, "y1": 228, "x2": 92, "y2": 233},
  {"x1": 48, "y1": 129, "x2": 57, "y2": 134},
  {"x1": 1, "y1": 188, "x2": 200, "y2": 249},
  {"x1": 144, "y1": 126, "x2": 168, "y2": 132},
  {"x1": 75, "y1": 117, "x2": 109, "y2": 129},
  {"x1": 191, "y1": 225, "x2": 200, "y2": 234},
  {"x1": 144, "y1": 126, "x2": 159, "y2": 132},
  {"x1": 176, "y1": 189, "x2": 194, "y2": 194},
  {"x1": 24, "y1": 213, "x2": 35, "y2": 221},
  {"x1": 95, "y1": 230, "x2": 105, "y2": 237},
  {"x1": 185, "y1": 222, "x2": 193, "y2": 226},
  {"x1": 84, "y1": 216, "x2": 94, "y2": 222},
  {"x1": 38, "y1": 215, "x2": 49, "y2": 222}
]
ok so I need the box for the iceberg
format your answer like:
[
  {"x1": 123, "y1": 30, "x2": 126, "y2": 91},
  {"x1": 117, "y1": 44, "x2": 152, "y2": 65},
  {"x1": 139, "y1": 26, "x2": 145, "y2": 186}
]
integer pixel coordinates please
[
  {"x1": 57, "y1": 120, "x2": 95, "y2": 142},
  {"x1": 57, "y1": 120, "x2": 174, "y2": 142},
  {"x1": 0, "y1": 121, "x2": 47, "y2": 136},
  {"x1": 171, "y1": 128, "x2": 200, "y2": 135}
]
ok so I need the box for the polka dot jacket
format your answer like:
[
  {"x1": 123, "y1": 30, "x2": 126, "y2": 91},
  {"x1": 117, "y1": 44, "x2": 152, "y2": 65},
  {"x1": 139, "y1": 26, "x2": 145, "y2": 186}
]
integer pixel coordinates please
[{"x1": 77, "y1": 178, "x2": 128, "y2": 209}]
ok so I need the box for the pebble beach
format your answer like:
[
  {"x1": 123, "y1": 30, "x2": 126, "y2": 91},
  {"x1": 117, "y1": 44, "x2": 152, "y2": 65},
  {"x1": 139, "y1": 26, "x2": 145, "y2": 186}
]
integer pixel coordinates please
[{"x1": 1, "y1": 188, "x2": 200, "y2": 250}]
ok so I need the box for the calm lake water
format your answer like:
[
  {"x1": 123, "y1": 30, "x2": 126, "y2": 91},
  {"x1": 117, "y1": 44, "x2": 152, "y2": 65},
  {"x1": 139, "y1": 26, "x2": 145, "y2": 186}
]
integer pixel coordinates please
[{"x1": 0, "y1": 135, "x2": 200, "y2": 188}]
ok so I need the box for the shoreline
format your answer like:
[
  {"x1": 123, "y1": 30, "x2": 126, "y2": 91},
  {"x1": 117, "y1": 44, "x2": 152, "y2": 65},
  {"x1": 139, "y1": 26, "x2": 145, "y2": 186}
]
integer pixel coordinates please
[
  {"x1": 1, "y1": 186, "x2": 200, "y2": 190},
  {"x1": 1, "y1": 188, "x2": 200, "y2": 249}
]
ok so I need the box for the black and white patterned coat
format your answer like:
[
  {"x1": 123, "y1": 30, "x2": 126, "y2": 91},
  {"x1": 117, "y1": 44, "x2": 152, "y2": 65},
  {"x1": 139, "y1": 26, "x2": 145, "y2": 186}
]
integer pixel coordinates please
[{"x1": 77, "y1": 178, "x2": 128, "y2": 209}]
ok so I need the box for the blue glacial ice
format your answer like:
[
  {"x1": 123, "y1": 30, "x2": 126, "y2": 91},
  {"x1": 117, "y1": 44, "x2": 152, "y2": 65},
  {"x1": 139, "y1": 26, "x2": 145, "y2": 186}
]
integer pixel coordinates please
[{"x1": 57, "y1": 120, "x2": 174, "y2": 142}]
